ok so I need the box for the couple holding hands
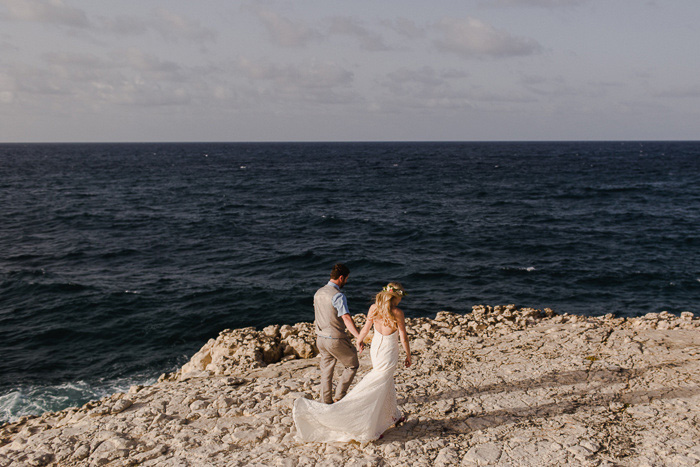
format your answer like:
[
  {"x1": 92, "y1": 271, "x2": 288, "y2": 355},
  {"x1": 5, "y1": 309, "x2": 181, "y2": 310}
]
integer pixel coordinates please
[{"x1": 293, "y1": 263, "x2": 411, "y2": 442}]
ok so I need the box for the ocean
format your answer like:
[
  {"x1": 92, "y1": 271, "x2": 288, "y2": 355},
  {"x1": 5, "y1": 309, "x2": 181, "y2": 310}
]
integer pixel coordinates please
[{"x1": 1, "y1": 141, "x2": 698, "y2": 423}]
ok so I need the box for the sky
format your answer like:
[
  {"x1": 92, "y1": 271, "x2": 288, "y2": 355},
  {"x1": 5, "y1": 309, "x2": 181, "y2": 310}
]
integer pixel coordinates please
[{"x1": 1, "y1": 0, "x2": 699, "y2": 142}]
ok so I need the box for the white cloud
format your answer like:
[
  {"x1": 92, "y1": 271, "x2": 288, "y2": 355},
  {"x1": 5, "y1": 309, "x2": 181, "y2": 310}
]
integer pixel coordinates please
[
  {"x1": 377, "y1": 65, "x2": 538, "y2": 113},
  {"x1": 152, "y1": 8, "x2": 216, "y2": 44},
  {"x1": 433, "y1": 17, "x2": 542, "y2": 58},
  {"x1": 489, "y1": 0, "x2": 589, "y2": 7},
  {"x1": 654, "y1": 86, "x2": 700, "y2": 99},
  {"x1": 386, "y1": 66, "x2": 454, "y2": 87},
  {"x1": 114, "y1": 83, "x2": 192, "y2": 107},
  {"x1": 1, "y1": 1, "x2": 698, "y2": 141},
  {"x1": 0, "y1": 42, "x2": 17, "y2": 56},
  {"x1": 520, "y1": 75, "x2": 612, "y2": 99},
  {"x1": 44, "y1": 51, "x2": 107, "y2": 69},
  {"x1": 377, "y1": 66, "x2": 475, "y2": 112},
  {"x1": 239, "y1": 58, "x2": 353, "y2": 89},
  {"x1": 0, "y1": 0, "x2": 89, "y2": 28},
  {"x1": 251, "y1": 6, "x2": 321, "y2": 47},
  {"x1": 327, "y1": 16, "x2": 391, "y2": 51},
  {"x1": 0, "y1": 71, "x2": 16, "y2": 103},
  {"x1": 377, "y1": 93, "x2": 475, "y2": 113},
  {"x1": 382, "y1": 17, "x2": 426, "y2": 40},
  {"x1": 0, "y1": 3, "x2": 216, "y2": 46},
  {"x1": 521, "y1": 75, "x2": 577, "y2": 96},
  {"x1": 441, "y1": 69, "x2": 470, "y2": 80},
  {"x1": 11, "y1": 63, "x2": 69, "y2": 96},
  {"x1": 0, "y1": 46, "x2": 225, "y2": 112},
  {"x1": 95, "y1": 9, "x2": 216, "y2": 46},
  {"x1": 237, "y1": 57, "x2": 357, "y2": 106},
  {"x1": 248, "y1": 8, "x2": 392, "y2": 51},
  {"x1": 96, "y1": 15, "x2": 149, "y2": 36},
  {"x1": 121, "y1": 48, "x2": 184, "y2": 80}
]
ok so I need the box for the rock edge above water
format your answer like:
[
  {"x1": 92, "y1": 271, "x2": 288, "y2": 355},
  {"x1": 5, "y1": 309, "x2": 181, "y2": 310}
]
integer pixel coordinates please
[{"x1": 1, "y1": 306, "x2": 699, "y2": 466}]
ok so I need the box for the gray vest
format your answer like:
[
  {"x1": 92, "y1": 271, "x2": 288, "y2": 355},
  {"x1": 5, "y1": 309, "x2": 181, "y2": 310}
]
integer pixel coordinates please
[{"x1": 314, "y1": 284, "x2": 348, "y2": 338}]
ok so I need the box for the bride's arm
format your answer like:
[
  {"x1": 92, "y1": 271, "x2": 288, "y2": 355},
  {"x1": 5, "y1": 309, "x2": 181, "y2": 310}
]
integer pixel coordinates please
[
  {"x1": 395, "y1": 308, "x2": 411, "y2": 367},
  {"x1": 356, "y1": 305, "x2": 375, "y2": 351}
]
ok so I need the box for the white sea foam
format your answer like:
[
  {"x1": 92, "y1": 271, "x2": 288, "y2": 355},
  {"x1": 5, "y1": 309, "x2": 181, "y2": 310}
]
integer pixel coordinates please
[
  {"x1": 500, "y1": 266, "x2": 536, "y2": 273},
  {"x1": 0, "y1": 392, "x2": 21, "y2": 421},
  {"x1": 0, "y1": 375, "x2": 157, "y2": 424}
]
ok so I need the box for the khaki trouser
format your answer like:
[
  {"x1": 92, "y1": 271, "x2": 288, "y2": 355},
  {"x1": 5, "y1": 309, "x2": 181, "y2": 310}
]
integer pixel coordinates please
[{"x1": 317, "y1": 336, "x2": 359, "y2": 404}]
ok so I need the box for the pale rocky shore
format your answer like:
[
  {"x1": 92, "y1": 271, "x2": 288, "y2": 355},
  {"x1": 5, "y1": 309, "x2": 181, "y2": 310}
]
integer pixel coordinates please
[{"x1": 2, "y1": 305, "x2": 699, "y2": 466}]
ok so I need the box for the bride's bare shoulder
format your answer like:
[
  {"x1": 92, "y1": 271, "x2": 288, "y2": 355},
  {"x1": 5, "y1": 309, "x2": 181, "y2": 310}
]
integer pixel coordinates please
[
  {"x1": 392, "y1": 307, "x2": 406, "y2": 323},
  {"x1": 367, "y1": 304, "x2": 377, "y2": 318}
]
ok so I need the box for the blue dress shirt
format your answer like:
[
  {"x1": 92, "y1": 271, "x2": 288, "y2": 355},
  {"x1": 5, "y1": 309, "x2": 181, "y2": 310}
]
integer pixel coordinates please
[{"x1": 328, "y1": 281, "x2": 350, "y2": 317}]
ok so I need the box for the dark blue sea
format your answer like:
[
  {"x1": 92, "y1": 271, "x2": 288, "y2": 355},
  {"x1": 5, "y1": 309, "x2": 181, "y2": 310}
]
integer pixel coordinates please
[{"x1": 1, "y1": 141, "x2": 699, "y2": 422}]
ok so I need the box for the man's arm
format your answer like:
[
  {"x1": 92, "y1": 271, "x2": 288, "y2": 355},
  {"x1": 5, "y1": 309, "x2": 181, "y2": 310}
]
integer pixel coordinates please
[
  {"x1": 332, "y1": 292, "x2": 354, "y2": 336},
  {"x1": 333, "y1": 292, "x2": 362, "y2": 347},
  {"x1": 341, "y1": 313, "x2": 361, "y2": 339}
]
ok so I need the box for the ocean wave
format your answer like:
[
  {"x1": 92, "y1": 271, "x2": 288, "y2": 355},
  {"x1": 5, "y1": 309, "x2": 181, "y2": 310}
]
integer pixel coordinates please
[
  {"x1": 99, "y1": 248, "x2": 143, "y2": 259},
  {"x1": 501, "y1": 266, "x2": 537, "y2": 273},
  {"x1": 0, "y1": 278, "x2": 94, "y2": 296},
  {"x1": 0, "y1": 375, "x2": 157, "y2": 424}
]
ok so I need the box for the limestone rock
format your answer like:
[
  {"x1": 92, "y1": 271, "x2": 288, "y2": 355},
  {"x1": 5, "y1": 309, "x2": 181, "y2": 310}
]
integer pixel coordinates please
[
  {"x1": 462, "y1": 443, "x2": 502, "y2": 465},
  {"x1": 110, "y1": 398, "x2": 133, "y2": 414},
  {"x1": 434, "y1": 447, "x2": 460, "y2": 466},
  {"x1": 1, "y1": 306, "x2": 698, "y2": 466},
  {"x1": 285, "y1": 336, "x2": 315, "y2": 359}
]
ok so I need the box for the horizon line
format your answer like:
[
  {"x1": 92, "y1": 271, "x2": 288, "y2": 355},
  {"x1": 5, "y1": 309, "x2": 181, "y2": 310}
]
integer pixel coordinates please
[{"x1": 1, "y1": 139, "x2": 699, "y2": 145}]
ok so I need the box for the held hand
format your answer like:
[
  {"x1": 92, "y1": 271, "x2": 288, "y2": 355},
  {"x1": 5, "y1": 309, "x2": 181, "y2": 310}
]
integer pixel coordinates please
[{"x1": 356, "y1": 341, "x2": 365, "y2": 353}]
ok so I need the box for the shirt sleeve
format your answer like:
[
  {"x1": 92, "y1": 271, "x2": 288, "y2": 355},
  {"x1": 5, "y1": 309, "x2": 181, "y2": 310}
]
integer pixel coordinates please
[{"x1": 332, "y1": 292, "x2": 350, "y2": 317}]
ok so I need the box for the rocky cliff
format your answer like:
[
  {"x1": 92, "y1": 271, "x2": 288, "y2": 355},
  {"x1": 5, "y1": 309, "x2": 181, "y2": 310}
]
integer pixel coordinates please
[{"x1": 1, "y1": 306, "x2": 699, "y2": 466}]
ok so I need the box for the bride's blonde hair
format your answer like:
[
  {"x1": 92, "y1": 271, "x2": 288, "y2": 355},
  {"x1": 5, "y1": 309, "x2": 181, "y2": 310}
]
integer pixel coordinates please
[{"x1": 373, "y1": 282, "x2": 406, "y2": 327}]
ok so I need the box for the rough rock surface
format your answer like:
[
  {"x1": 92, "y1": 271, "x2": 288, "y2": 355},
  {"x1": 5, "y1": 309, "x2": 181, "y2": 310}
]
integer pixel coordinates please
[{"x1": 1, "y1": 305, "x2": 699, "y2": 466}]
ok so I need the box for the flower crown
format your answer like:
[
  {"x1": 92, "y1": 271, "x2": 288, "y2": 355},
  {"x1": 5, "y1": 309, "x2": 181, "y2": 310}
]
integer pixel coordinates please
[{"x1": 383, "y1": 285, "x2": 407, "y2": 296}]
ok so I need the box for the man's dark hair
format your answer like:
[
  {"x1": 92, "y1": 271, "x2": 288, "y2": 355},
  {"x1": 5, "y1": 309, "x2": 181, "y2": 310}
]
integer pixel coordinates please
[{"x1": 330, "y1": 263, "x2": 350, "y2": 280}]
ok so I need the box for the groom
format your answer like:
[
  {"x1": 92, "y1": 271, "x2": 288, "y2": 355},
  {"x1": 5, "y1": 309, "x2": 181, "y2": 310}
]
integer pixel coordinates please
[{"x1": 314, "y1": 263, "x2": 364, "y2": 404}]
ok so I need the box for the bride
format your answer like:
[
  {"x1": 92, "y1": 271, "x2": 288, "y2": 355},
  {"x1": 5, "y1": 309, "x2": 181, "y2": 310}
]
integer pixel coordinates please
[{"x1": 293, "y1": 283, "x2": 411, "y2": 442}]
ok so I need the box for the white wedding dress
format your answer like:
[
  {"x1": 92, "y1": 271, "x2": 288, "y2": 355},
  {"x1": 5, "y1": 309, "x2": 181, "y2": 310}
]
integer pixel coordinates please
[{"x1": 293, "y1": 329, "x2": 402, "y2": 442}]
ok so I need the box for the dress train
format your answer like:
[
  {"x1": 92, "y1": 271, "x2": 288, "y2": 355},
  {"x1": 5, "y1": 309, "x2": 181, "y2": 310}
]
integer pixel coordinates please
[{"x1": 293, "y1": 330, "x2": 402, "y2": 442}]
